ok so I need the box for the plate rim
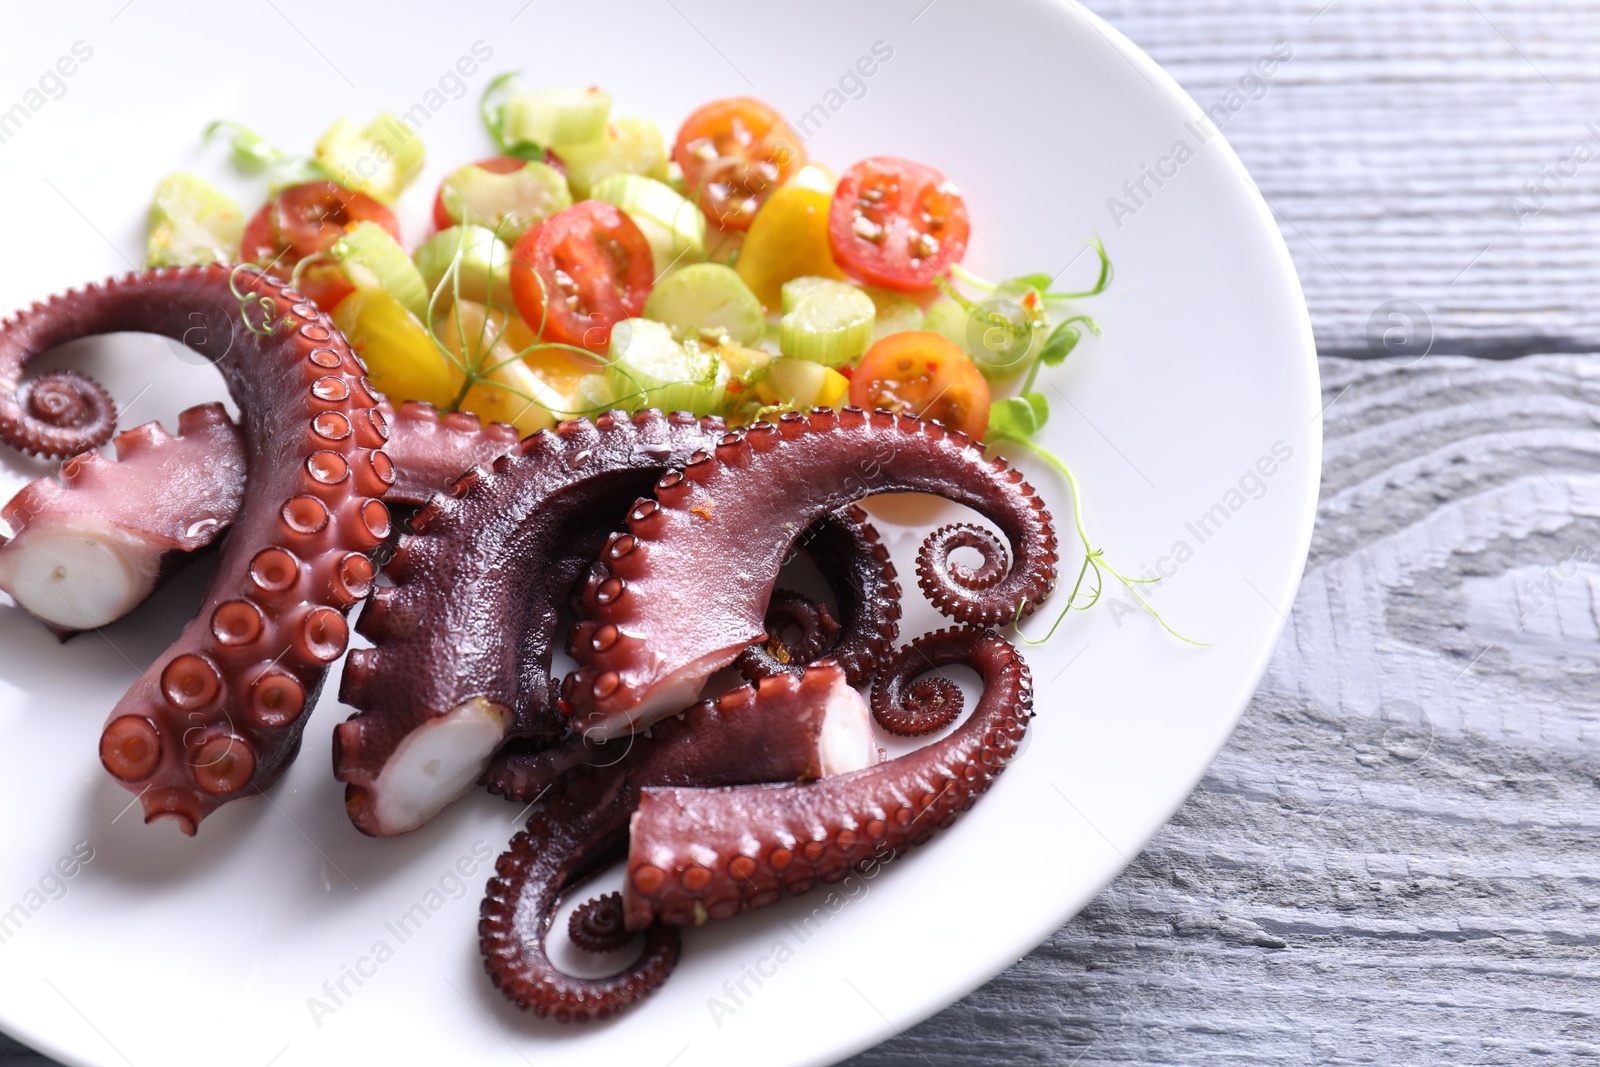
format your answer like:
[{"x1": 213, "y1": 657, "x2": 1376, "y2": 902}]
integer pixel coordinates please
[{"x1": 0, "y1": 2, "x2": 1322, "y2": 1064}]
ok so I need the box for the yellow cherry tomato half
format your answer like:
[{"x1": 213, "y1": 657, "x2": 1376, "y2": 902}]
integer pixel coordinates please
[
  {"x1": 435, "y1": 300, "x2": 566, "y2": 436},
  {"x1": 849, "y1": 330, "x2": 991, "y2": 439},
  {"x1": 736, "y1": 183, "x2": 845, "y2": 311},
  {"x1": 330, "y1": 287, "x2": 457, "y2": 409}
]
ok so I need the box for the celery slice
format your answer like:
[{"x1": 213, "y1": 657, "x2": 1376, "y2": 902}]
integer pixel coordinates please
[
  {"x1": 606, "y1": 318, "x2": 729, "y2": 414},
  {"x1": 145, "y1": 172, "x2": 244, "y2": 267},
  {"x1": 779, "y1": 276, "x2": 843, "y2": 315},
  {"x1": 642, "y1": 264, "x2": 764, "y2": 346},
  {"x1": 922, "y1": 299, "x2": 968, "y2": 347},
  {"x1": 414, "y1": 226, "x2": 515, "y2": 311},
  {"x1": 567, "y1": 373, "x2": 618, "y2": 417},
  {"x1": 331, "y1": 221, "x2": 430, "y2": 321},
  {"x1": 778, "y1": 278, "x2": 875, "y2": 366},
  {"x1": 556, "y1": 117, "x2": 669, "y2": 199},
  {"x1": 923, "y1": 298, "x2": 1036, "y2": 381},
  {"x1": 437, "y1": 160, "x2": 571, "y2": 242},
  {"x1": 590, "y1": 173, "x2": 706, "y2": 273},
  {"x1": 313, "y1": 114, "x2": 425, "y2": 203},
  {"x1": 504, "y1": 87, "x2": 612, "y2": 147},
  {"x1": 865, "y1": 286, "x2": 924, "y2": 341}
]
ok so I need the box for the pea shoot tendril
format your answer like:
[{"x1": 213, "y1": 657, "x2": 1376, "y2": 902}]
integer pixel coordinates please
[{"x1": 942, "y1": 237, "x2": 1204, "y2": 646}]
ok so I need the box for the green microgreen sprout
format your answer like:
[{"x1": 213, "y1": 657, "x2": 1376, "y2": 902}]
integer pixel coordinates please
[
  {"x1": 479, "y1": 72, "x2": 546, "y2": 161},
  {"x1": 949, "y1": 237, "x2": 1202, "y2": 646},
  {"x1": 228, "y1": 264, "x2": 293, "y2": 335},
  {"x1": 205, "y1": 120, "x2": 328, "y2": 188},
  {"x1": 413, "y1": 223, "x2": 717, "y2": 424}
]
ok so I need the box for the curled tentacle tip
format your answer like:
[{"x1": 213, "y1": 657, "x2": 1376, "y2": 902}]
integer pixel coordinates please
[
  {"x1": 569, "y1": 893, "x2": 633, "y2": 954},
  {"x1": 2, "y1": 370, "x2": 118, "y2": 458},
  {"x1": 917, "y1": 523, "x2": 1010, "y2": 605},
  {"x1": 875, "y1": 674, "x2": 964, "y2": 737}
]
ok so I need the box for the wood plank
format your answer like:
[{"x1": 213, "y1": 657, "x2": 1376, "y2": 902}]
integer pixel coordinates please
[
  {"x1": 1084, "y1": 0, "x2": 1600, "y2": 355},
  {"x1": 846, "y1": 353, "x2": 1600, "y2": 1065}
]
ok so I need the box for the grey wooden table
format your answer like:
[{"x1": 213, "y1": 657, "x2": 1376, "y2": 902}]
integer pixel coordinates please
[{"x1": 7, "y1": 1, "x2": 1598, "y2": 1064}]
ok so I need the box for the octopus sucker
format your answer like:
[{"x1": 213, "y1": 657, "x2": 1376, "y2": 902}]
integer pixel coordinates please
[
  {"x1": 566, "y1": 408, "x2": 1056, "y2": 738},
  {"x1": 480, "y1": 666, "x2": 873, "y2": 1021},
  {"x1": 0, "y1": 398, "x2": 523, "y2": 635},
  {"x1": 0, "y1": 403, "x2": 242, "y2": 636},
  {"x1": 621, "y1": 628, "x2": 1031, "y2": 931},
  {"x1": 337, "y1": 409, "x2": 732, "y2": 837},
  {"x1": 0, "y1": 265, "x2": 384, "y2": 833},
  {"x1": 338, "y1": 408, "x2": 898, "y2": 837},
  {"x1": 733, "y1": 504, "x2": 902, "y2": 688}
]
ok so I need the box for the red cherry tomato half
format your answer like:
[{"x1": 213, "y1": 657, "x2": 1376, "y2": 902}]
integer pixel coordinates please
[
  {"x1": 848, "y1": 330, "x2": 990, "y2": 439},
  {"x1": 672, "y1": 97, "x2": 805, "y2": 231},
  {"x1": 430, "y1": 156, "x2": 525, "y2": 231},
  {"x1": 509, "y1": 200, "x2": 655, "y2": 354},
  {"x1": 241, "y1": 180, "x2": 401, "y2": 310},
  {"x1": 828, "y1": 156, "x2": 971, "y2": 292}
]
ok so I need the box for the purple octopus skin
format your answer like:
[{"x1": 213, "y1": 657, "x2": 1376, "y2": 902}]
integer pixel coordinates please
[
  {"x1": 0, "y1": 403, "x2": 243, "y2": 637},
  {"x1": 0, "y1": 398, "x2": 517, "y2": 637},
  {"x1": 565, "y1": 407, "x2": 1058, "y2": 739},
  {"x1": 0, "y1": 409, "x2": 902, "y2": 655},
  {"x1": 336, "y1": 409, "x2": 731, "y2": 838},
  {"x1": 622, "y1": 627, "x2": 1031, "y2": 931},
  {"x1": 0, "y1": 265, "x2": 391, "y2": 834},
  {"x1": 732, "y1": 589, "x2": 842, "y2": 685},
  {"x1": 480, "y1": 664, "x2": 875, "y2": 1022},
  {"x1": 732, "y1": 503, "x2": 900, "y2": 689},
  {"x1": 337, "y1": 408, "x2": 903, "y2": 838}
]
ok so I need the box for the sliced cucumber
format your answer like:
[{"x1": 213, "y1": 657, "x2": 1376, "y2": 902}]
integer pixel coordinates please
[
  {"x1": 865, "y1": 286, "x2": 924, "y2": 341},
  {"x1": 922, "y1": 299, "x2": 968, "y2": 347},
  {"x1": 556, "y1": 117, "x2": 669, "y2": 199},
  {"x1": 566, "y1": 372, "x2": 618, "y2": 417},
  {"x1": 414, "y1": 226, "x2": 515, "y2": 312},
  {"x1": 761, "y1": 357, "x2": 850, "y2": 409},
  {"x1": 437, "y1": 160, "x2": 571, "y2": 242},
  {"x1": 642, "y1": 264, "x2": 764, "y2": 346},
  {"x1": 331, "y1": 221, "x2": 430, "y2": 321},
  {"x1": 779, "y1": 275, "x2": 843, "y2": 315},
  {"x1": 504, "y1": 87, "x2": 611, "y2": 147},
  {"x1": 778, "y1": 278, "x2": 875, "y2": 367},
  {"x1": 606, "y1": 318, "x2": 729, "y2": 414},
  {"x1": 923, "y1": 298, "x2": 1037, "y2": 381},
  {"x1": 590, "y1": 173, "x2": 706, "y2": 273},
  {"x1": 313, "y1": 114, "x2": 425, "y2": 203},
  {"x1": 145, "y1": 172, "x2": 244, "y2": 267}
]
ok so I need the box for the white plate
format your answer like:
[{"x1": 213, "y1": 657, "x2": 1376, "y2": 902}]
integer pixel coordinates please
[{"x1": 0, "y1": 1, "x2": 1319, "y2": 1065}]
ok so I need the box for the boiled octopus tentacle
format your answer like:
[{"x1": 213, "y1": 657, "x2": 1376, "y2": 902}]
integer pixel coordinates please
[
  {"x1": 917, "y1": 522, "x2": 1009, "y2": 602},
  {"x1": 733, "y1": 590, "x2": 840, "y2": 683},
  {"x1": 335, "y1": 409, "x2": 729, "y2": 837},
  {"x1": 735, "y1": 504, "x2": 901, "y2": 687},
  {"x1": 796, "y1": 503, "x2": 901, "y2": 683},
  {"x1": 7, "y1": 266, "x2": 390, "y2": 834},
  {"x1": 0, "y1": 398, "x2": 519, "y2": 635},
  {"x1": 566, "y1": 408, "x2": 1057, "y2": 738},
  {"x1": 0, "y1": 403, "x2": 243, "y2": 636},
  {"x1": 480, "y1": 666, "x2": 875, "y2": 1022},
  {"x1": 621, "y1": 627, "x2": 1030, "y2": 930},
  {"x1": 339, "y1": 408, "x2": 901, "y2": 836},
  {"x1": 0, "y1": 286, "x2": 124, "y2": 458},
  {"x1": 380, "y1": 400, "x2": 520, "y2": 511}
]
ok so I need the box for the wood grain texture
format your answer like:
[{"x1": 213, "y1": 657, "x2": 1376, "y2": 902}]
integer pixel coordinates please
[
  {"x1": 846, "y1": 353, "x2": 1600, "y2": 1065},
  {"x1": 1085, "y1": 0, "x2": 1600, "y2": 356}
]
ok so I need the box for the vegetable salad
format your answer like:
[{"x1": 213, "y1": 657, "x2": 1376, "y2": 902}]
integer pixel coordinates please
[{"x1": 146, "y1": 81, "x2": 1107, "y2": 446}]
